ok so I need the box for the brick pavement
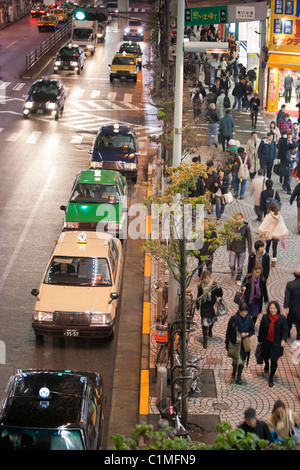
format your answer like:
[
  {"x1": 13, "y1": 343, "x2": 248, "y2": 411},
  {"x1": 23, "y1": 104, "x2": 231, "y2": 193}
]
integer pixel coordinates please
[{"x1": 142, "y1": 107, "x2": 300, "y2": 441}]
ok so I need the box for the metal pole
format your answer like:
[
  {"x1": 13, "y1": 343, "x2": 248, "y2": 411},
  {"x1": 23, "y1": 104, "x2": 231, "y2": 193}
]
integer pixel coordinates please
[{"x1": 172, "y1": 0, "x2": 184, "y2": 167}]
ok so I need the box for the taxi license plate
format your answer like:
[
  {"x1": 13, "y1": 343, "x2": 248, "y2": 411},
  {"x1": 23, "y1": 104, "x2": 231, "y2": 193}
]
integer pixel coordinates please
[{"x1": 64, "y1": 329, "x2": 79, "y2": 337}]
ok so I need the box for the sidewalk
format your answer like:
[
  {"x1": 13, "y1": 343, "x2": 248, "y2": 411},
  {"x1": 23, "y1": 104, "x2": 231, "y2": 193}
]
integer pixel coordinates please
[{"x1": 140, "y1": 106, "x2": 300, "y2": 445}]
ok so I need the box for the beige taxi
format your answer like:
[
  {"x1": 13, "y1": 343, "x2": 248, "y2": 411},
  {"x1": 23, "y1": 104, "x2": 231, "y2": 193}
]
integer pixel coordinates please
[
  {"x1": 52, "y1": 8, "x2": 68, "y2": 23},
  {"x1": 31, "y1": 231, "x2": 123, "y2": 341}
]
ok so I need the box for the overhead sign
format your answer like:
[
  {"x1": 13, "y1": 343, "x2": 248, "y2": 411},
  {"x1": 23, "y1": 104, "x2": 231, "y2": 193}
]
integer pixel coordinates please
[
  {"x1": 269, "y1": 0, "x2": 300, "y2": 52},
  {"x1": 185, "y1": 6, "x2": 227, "y2": 26}
]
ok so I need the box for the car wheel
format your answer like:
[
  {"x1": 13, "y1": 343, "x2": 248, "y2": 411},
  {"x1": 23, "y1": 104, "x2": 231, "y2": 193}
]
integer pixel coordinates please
[
  {"x1": 55, "y1": 110, "x2": 59, "y2": 120},
  {"x1": 109, "y1": 76, "x2": 113, "y2": 83},
  {"x1": 38, "y1": 27, "x2": 42, "y2": 31},
  {"x1": 139, "y1": 63, "x2": 142, "y2": 70},
  {"x1": 35, "y1": 333, "x2": 44, "y2": 343},
  {"x1": 77, "y1": 67, "x2": 81, "y2": 75},
  {"x1": 133, "y1": 76, "x2": 137, "y2": 83},
  {"x1": 23, "y1": 114, "x2": 29, "y2": 119},
  {"x1": 107, "y1": 323, "x2": 115, "y2": 341}
]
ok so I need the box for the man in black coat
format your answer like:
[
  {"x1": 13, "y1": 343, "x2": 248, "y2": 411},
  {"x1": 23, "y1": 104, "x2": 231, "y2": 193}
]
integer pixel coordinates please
[
  {"x1": 290, "y1": 180, "x2": 300, "y2": 234},
  {"x1": 284, "y1": 268, "x2": 300, "y2": 339},
  {"x1": 247, "y1": 240, "x2": 270, "y2": 280},
  {"x1": 227, "y1": 213, "x2": 252, "y2": 285},
  {"x1": 238, "y1": 408, "x2": 273, "y2": 447},
  {"x1": 260, "y1": 179, "x2": 281, "y2": 216}
]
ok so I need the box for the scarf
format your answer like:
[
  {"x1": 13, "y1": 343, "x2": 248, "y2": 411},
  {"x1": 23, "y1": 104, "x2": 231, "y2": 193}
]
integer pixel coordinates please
[
  {"x1": 201, "y1": 280, "x2": 213, "y2": 302},
  {"x1": 249, "y1": 276, "x2": 261, "y2": 304},
  {"x1": 267, "y1": 313, "x2": 280, "y2": 342},
  {"x1": 235, "y1": 312, "x2": 250, "y2": 333}
]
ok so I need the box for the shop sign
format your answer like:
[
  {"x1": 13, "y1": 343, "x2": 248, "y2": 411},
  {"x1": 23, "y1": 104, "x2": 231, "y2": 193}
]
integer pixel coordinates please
[
  {"x1": 185, "y1": 6, "x2": 227, "y2": 26},
  {"x1": 269, "y1": 0, "x2": 300, "y2": 51},
  {"x1": 235, "y1": 6, "x2": 255, "y2": 20}
]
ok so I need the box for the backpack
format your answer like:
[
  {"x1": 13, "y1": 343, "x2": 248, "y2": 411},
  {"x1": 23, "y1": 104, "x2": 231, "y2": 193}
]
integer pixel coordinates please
[
  {"x1": 223, "y1": 95, "x2": 231, "y2": 108},
  {"x1": 237, "y1": 155, "x2": 249, "y2": 180},
  {"x1": 266, "y1": 190, "x2": 282, "y2": 210}
]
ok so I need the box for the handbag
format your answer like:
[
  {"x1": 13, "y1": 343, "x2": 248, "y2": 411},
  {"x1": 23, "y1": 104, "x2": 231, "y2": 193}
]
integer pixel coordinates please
[
  {"x1": 227, "y1": 341, "x2": 238, "y2": 360},
  {"x1": 222, "y1": 192, "x2": 234, "y2": 204},
  {"x1": 214, "y1": 298, "x2": 228, "y2": 316},
  {"x1": 289, "y1": 410, "x2": 300, "y2": 445},
  {"x1": 243, "y1": 335, "x2": 257, "y2": 352},
  {"x1": 273, "y1": 163, "x2": 282, "y2": 176},
  {"x1": 255, "y1": 343, "x2": 263, "y2": 364},
  {"x1": 234, "y1": 291, "x2": 245, "y2": 306}
]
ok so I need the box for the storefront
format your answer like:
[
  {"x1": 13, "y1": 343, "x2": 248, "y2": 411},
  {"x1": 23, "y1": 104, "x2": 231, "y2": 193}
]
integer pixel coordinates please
[{"x1": 266, "y1": 0, "x2": 300, "y2": 115}]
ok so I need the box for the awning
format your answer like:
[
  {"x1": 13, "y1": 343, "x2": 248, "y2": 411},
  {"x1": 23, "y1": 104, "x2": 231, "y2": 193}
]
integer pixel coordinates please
[{"x1": 267, "y1": 53, "x2": 300, "y2": 70}]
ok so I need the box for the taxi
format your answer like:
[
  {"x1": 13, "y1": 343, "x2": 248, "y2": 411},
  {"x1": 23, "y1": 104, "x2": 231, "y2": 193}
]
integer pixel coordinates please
[
  {"x1": 53, "y1": 43, "x2": 85, "y2": 75},
  {"x1": 0, "y1": 369, "x2": 104, "y2": 450},
  {"x1": 31, "y1": 231, "x2": 123, "y2": 340},
  {"x1": 31, "y1": 3, "x2": 49, "y2": 17},
  {"x1": 60, "y1": 169, "x2": 128, "y2": 238},
  {"x1": 37, "y1": 14, "x2": 58, "y2": 31},
  {"x1": 89, "y1": 124, "x2": 139, "y2": 182},
  {"x1": 52, "y1": 8, "x2": 68, "y2": 23},
  {"x1": 109, "y1": 52, "x2": 137, "y2": 83},
  {"x1": 119, "y1": 42, "x2": 142, "y2": 69}
]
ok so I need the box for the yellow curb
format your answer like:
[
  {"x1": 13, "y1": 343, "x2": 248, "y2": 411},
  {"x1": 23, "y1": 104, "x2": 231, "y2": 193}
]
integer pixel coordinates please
[
  {"x1": 139, "y1": 369, "x2": 149, "y2": 415},
  {"x1": 142, "y1": 301, "x2": 150, "y2": 335}
]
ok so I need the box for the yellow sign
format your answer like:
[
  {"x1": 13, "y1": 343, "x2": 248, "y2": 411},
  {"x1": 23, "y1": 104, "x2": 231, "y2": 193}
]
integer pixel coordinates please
[{"x1": 269, "y1": 0, "x2": 300, "y2": 51}]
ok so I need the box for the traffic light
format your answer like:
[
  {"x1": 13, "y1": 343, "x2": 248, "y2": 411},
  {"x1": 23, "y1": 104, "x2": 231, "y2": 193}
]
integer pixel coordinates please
[{"x1": 73, "y1": 7, "x2": 108, "y2": 22}]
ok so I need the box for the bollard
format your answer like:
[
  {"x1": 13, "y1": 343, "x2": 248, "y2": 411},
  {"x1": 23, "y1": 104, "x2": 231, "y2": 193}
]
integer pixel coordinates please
[{"x1": 156, "y1": 366, "x2": 168, "y2": 410}]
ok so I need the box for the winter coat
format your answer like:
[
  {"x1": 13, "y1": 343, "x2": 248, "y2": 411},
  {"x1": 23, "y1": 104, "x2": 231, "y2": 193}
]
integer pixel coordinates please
[
  {"x1": 286, "y1": 149, "x2": 299, "y2": 170},
  {"x1": 216, "y1": 93, "x2": 227, "y2": 119},
  {"x1": 211, "y1": 175, "x2": 229, "y2": 195},
  {"x1": 246, "y1": 136, "x2": 261, "y2": 173},
  {"x1": 228, "y1": 223, "x2": 252, "y2": 254},
  {"x1": 290, "y1": 182, "x2": 300, "y2": 208},
  {"x1": 284, "y1": 276, "x2": 300, "y2": 322},
  {"x1": 259, "y1": 188, "x2": 280, "y2": 215},
  {"x1": 206, "y1": 108, "x2": 219, "y2": 123},
  {"x1": 232, "y1": 81, "x2": 245, "y2": 98},
  {"x1": 219, "y1": 114, "x2": 235, "y2": 137},
  {"x1": 241, "y1": 274, "x2": 269, "y2": 314},
  {"x1": 225, "y1": 313, "x2": 255, "y2": 362},
  {"x1": 284, "y1": 75, "x2": 294, "y2": 90},
  {"x1": 258, "y1": 313, "x2": 288, "y2": 361},
  {"x1": 277, "y1": 117, "x2": 292, "y2": 135},
  {"x1": 197, "y1": 281, "x2": 223, "y2": 320},
  {"x1": 232, "y1": 152, "x2": 251, "y2": 174},
  {"x1": 257, "y1": 211, "x2": 288, "y2": 241},
  {"x1": 249, "y1": 174, "x2": 266, "y2": 206},
  {"x1": 258, "y1": 138, "x2": 277, "y2": 162},
  {"x1": 247, "y1": 251, "x2": 270, "y2": 280}
]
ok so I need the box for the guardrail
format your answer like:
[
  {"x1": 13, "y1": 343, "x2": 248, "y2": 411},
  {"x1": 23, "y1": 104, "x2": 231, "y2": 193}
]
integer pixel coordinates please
[{"x1": 25, "y1": 21, "x2": 72, "y2": 70}]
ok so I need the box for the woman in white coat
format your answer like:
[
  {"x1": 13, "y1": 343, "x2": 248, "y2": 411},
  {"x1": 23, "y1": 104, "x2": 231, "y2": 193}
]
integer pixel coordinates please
[{"x1": 257, "y1": 203, "x2": 288, "y2": 267}]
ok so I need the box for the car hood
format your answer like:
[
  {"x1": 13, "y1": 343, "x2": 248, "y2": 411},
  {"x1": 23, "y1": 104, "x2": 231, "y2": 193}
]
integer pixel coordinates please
[
  {"x1": 65, "y1": 202, "x2": 123, "y2": 222},
  {"x1": 35, "y1": 284, "x2": 114, "y2": 313},
  {"x1": 91, "y1": 149, "x2": 136, "y2": 162}
]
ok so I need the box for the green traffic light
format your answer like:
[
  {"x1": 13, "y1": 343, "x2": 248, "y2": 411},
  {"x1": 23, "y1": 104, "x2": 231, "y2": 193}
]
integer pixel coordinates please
[{"x1": 74, "y1": 9, "x2": 86, "y2": 20}]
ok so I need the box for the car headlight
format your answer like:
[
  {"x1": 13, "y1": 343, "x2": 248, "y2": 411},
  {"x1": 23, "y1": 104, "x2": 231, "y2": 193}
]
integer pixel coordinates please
[
  {"x1": 46, "y1": 102, "x2": 56, "y2": 110},
  {"x1": 97, "y1": 33, "x2": 103, "y2": 37},
  {"x1": 123, "y1": 162, "x2": 136, "y2": 170},
  {"x1": 124, "y1": 27, "x2": 129, "y2": 33},
  {"x1": 70, "y1": 61, "x2": 78, "y2": 66},
  {"x1": 105, "y1": 222, "x2": 120, "y2": 231},
  {"x1": 64, "y1": 221, "x2": 79, "y2": 229},
  {"x1": 24, "y1": 102, "x2": 33, "y2": 109},
  {"x1": 129, "y1": 70, "x2": 137, "y2": 74},
  {"x1": 138, "y1": 28, "x2": 143, "y2": 34},
  {"x1": 90, "y1": 161, "x2": 103, "y2": 169},
  {"x1": 90, "y1": 313, "x2": 112, "y2": 325},
  {"x1": 55, "y1": 60, "x2": 61, "y2": 66},
  {"x1": 34, "y1": 311, "x2": 53, "y2": 322}
]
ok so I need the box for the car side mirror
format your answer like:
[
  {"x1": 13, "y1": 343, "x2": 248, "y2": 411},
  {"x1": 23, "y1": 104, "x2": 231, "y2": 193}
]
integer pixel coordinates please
[
  {"x1": 60, "y1": 205, "x2": 66, "y2": 211},
  {"x1": 31, "y1": 289, "x2": 40, "y2": 301},
  {"x1": 88, "y1": 149, "x2": 93, "y2": 154},
  {"x1": 109, "y1": 292, "x2": 119, "y2": 303}
]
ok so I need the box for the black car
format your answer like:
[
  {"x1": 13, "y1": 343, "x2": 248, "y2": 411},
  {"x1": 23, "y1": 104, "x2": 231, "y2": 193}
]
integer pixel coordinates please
[
  {"x1": 30, "y1": 3, "x2": 49, "y2": 17},
  {"x1": 0, "y1": 369, "x2": 104, "y2": 450},
  {"x1": 23, "y1": 79, "x2": 66, "y2": 120},
  {"x1": 54, "y1": 44, "x2": 85, "y2": 75},
  {"x1": 89, "y1": 124, "x2": 140, "y2": 182}
]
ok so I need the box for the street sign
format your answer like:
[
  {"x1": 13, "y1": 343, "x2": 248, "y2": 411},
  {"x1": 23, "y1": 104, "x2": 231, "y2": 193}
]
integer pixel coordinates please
[{"x1": 185, "y1": 6, "x2": 228, "y2": 26}]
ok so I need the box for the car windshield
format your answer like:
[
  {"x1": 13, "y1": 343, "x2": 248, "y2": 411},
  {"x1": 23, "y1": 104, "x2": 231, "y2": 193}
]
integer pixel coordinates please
[
  {"x1": 44, "y1": 256, "x2": 112, "y2": 286},
  {"x1": 29, "y1": 84, "x2": 59, "y2": 102},
  {"x1": 0, "y1": 426, "x2": 84, "y2": 450},
  {"x1": 58, "y1": 48, "x2": 79, "y2": 59},
  {"x1": 70, "y1": 183, "x2": 121, "y2": 203},
  {"x1": 73, "y1": 28, "x2": 93, "y2": 40},
  {"x1": 112, "y1": 56, "x2": 135, "y2": 65},
  {"x1": 129, "y1": 20, "x2": 141, "y2": 26},
  {"x1": 120, "y1": 45, "x2": 141, "y2": 54},
  {"x1": 95, "y1": 134, "x2": 135, "y2": 150}
]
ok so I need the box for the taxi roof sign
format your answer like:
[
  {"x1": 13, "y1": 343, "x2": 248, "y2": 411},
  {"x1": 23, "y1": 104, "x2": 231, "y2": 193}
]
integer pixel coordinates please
[{"x1": 77, "y1": 232, "x2": 87, "y2": 244}]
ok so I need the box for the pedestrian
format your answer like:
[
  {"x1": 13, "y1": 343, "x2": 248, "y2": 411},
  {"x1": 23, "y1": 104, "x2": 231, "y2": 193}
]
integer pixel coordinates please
[
  {"x1": 249, "y1": 93, "x2": 260, "y2": 128},
  {"x1": 203, "y1": 160, "x2": 218, "y2": 213},
  {"x1": 243, "y1": 79, "x2": 253, "y2": 110},
  {"x1": 216, "y1": 89, "x2": 225, "y2": 119},
  {"x1": 257, "y1": 132, "x2": 277, "y2": 179},
  {"x1": 259, "y1": 178, "x2": 280, "y2": 217},
  {"x1": 285, "y1": 142, "x2": 299, "y2": 195},
  {"x1": 246, "y1": 131, "x2": 261, "y2": 179},
  {"x1": 258, "y1": 203, "x2": 288, "y2": 267},
  {"x1": 277, "y1": 132, "x2": 294, "y2": 188},
  {"x1": 241, "y1": 265, "x2": 269, "y2": 325},
  {"x1": 206, "y1": 103, "x2": 219, "y2": 148},
  {"x1": 258, "y1": 301, "x2": 288, "y2": 387},
  {"x1": 284, "y1": 74, "x2": 294, "y2": 103},
  {"x1": 292, "y1": 122, "x2": 299, "y2": 141},
  {"x1": 212, "y1": 168, "x2": 229, "y2": 219},
  {"x1": 284, "y1": 268, "x2": 300, "y2": 340},
  {"x1": 219, "y1": 71, "x2": 230, "y2": 92},
  {"x1": 290, "y1": 179, "x2": 300, "y2": 234},
  {"x1": 194, "y1": 218, "x2": 217, "y2": 277},
  {"x1": 219, "y1": 109, "x2": 235, "y2": 150},
  {"x1": 247, "y1": 239, "x2": 270, "y2": 281},
  {"x1": 276, "y1": 104, "x2": 286, "y2": 124},
  {"x1": 225, "y1": 302, "x2": 255, "y2": 384},
  {"x1": 232, "y1": 77, "x2": 245, "y2": 112},
  {"x1": 247, "y1": 67, "x2": 257, "y2": 88},
  {"x1": 196, "y1": 271, "x2": 223, "y2": 348},
  {"x1": 232, "y1": 147, "x2": 251, "y2": 199},
  {"x1": 227, "y1": 212, "x2": 252, "y2": 285},
  {"x1": 267, "y1": 400, "x2": 300, "y2": 445},
  {"x1": 249, "y1": 169, "x2": 266, "y2": 221},
  {"x1": 212, "y1": 78, "x2": 221, "y2": 96},
  {"x1": 191, "y1": 90, "x2": 202, "y2": 121},
  {"x1": 269, "y1": 120, "x2": 281, "y2": 143},
  {"x1": 296, "y1": 74, "x2": 300, "y2": 99},
  {"x1": 277, "y1": 113, "x2": 293, "y2": 136},
  {"x1": 238, "y1": 408, "x2": 274, "y2": 446}
]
